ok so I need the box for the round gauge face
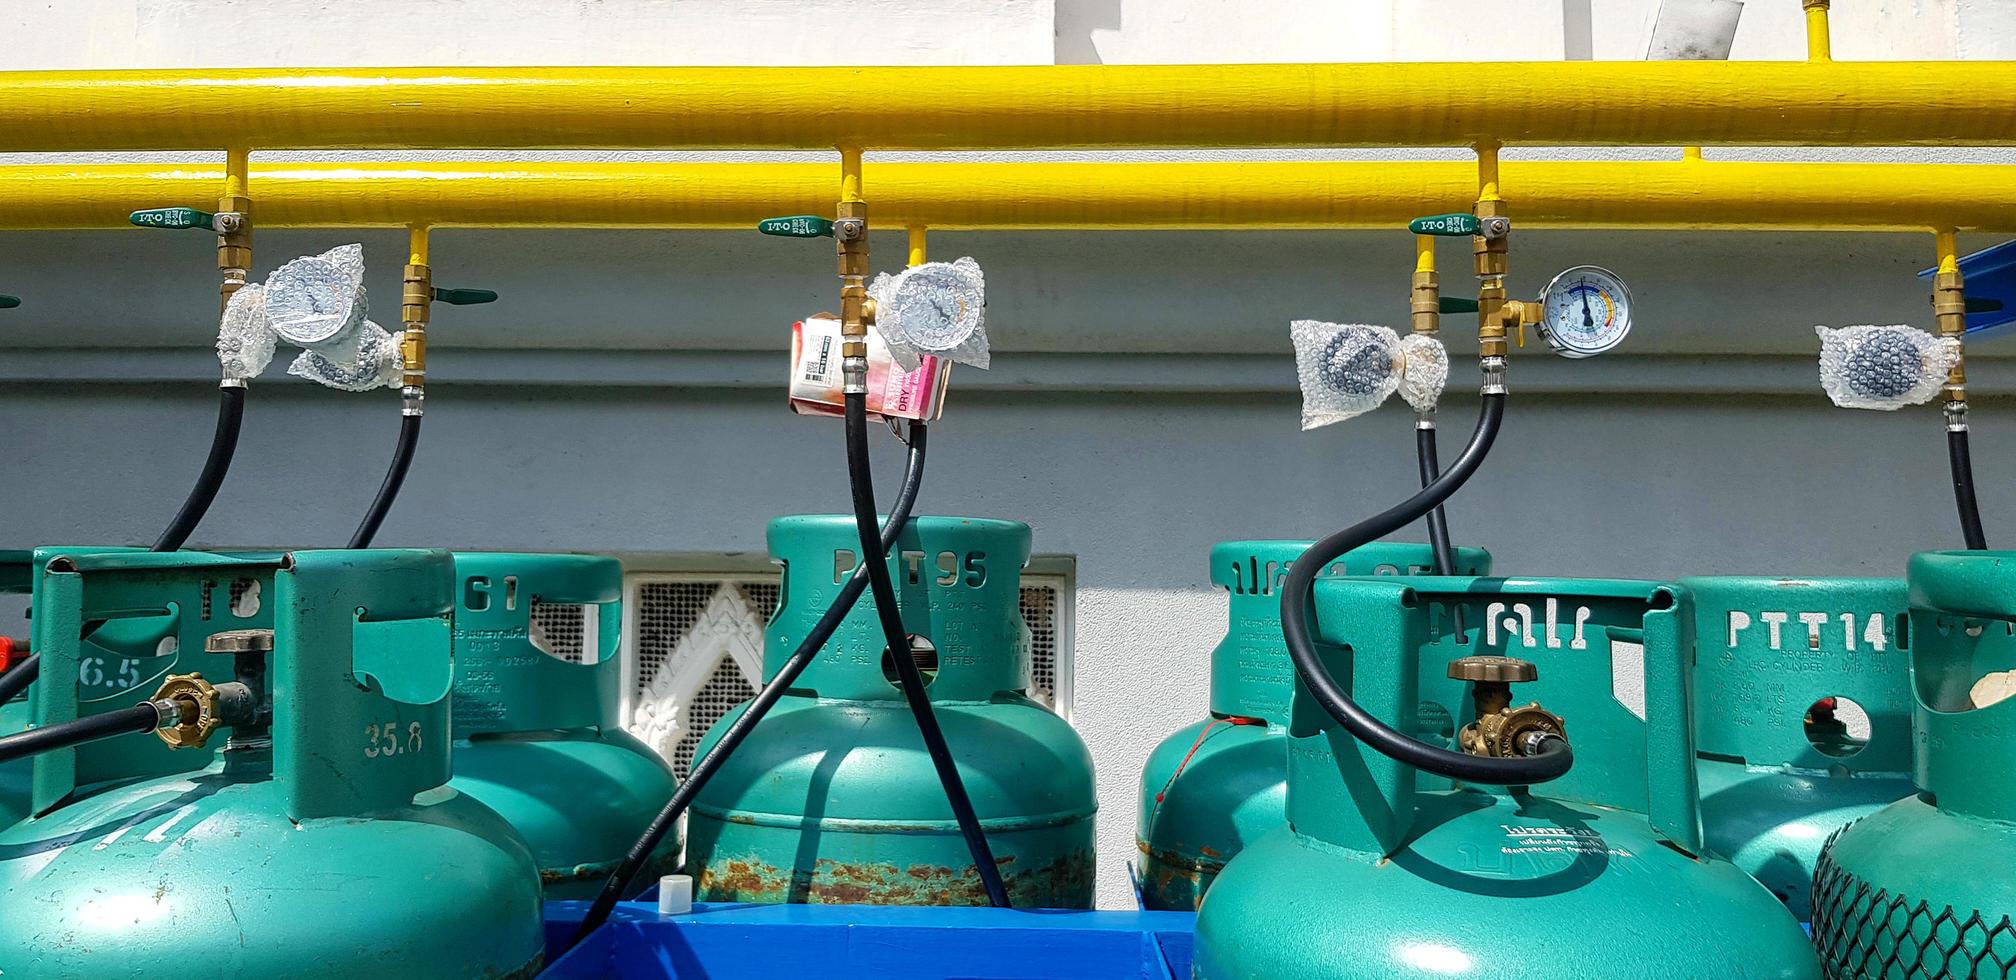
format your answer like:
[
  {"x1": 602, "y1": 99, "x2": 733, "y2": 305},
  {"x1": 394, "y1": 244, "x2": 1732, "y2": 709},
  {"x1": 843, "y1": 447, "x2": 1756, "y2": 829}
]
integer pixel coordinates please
[
  {"x1": 886, "y1": 263, "x2": 983, "y2": 352},
  {"x1": 1536, "y1": 265, "x2": 1633, "y2": 358}
]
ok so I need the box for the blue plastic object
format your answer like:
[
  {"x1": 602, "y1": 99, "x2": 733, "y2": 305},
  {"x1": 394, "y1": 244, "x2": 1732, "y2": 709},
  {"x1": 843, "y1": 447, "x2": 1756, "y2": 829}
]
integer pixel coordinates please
[
  {"x1": 1918, "y1": 240, "x2": 2016, "y2": 339},
  {"x1": 541, "y1": 902, "x2": 1196, "y2": 979}
]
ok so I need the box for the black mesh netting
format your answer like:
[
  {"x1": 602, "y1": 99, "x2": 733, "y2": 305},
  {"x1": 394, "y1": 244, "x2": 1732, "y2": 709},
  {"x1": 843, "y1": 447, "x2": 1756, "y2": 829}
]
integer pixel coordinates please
[{"x1": 1812, "y1": 827, "x2": 2016, "y2": 979}]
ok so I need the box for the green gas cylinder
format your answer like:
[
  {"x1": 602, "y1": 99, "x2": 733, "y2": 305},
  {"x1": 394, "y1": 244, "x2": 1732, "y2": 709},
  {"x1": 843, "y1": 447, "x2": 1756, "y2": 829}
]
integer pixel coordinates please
[
  {"x1": 447, "y1": 552, "x2": 680, "y2": 899},
  {"x1": 687, "y1": 515, "x2": 1097, "y2": 908},
  {"x1": 1135, "y1": 540, "x2": 1489, "y2": 910},
  {"x1": 0, "y1": 549, "x2": 545, "y2": 978},
  {"x1": 1811, "y1": 551, "x2": 2016, "y2": 978},
  {"x1": 1193, "y1": 576, "x2": 1818, "y2": 979},
  {"x1": 0, "y1": 548, "x2": 188, "y2": 827},
  {"x1": 1681, "y1": 577, "x2": 1915, "y2": 921}
]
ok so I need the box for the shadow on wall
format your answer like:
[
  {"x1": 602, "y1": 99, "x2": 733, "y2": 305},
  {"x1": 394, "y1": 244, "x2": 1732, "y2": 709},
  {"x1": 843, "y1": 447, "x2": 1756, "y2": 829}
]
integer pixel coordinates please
[{"x1": 1054, "y1": 0, "x2": 1120, "y2": 64}]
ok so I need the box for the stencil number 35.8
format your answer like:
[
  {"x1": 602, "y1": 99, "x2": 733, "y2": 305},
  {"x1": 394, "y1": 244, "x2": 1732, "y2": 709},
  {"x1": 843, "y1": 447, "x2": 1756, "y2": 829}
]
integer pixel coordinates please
[{"x1": 364, "y1": 721, "x2": 424, "y2": 759}]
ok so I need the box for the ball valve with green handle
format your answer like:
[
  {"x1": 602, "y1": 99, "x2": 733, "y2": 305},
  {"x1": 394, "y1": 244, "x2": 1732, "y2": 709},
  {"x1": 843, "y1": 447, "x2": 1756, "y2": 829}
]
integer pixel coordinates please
[
  {"x1": 344, "y1": 226, "x2": 498, "y2": 550},
  {"x1": 122, "y1": 156, "x2": 258, "y2": 556}
]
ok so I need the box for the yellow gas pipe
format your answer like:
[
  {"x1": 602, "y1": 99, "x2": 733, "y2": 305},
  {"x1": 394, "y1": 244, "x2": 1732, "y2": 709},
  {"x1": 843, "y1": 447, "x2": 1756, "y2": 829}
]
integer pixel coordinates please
[
  {"x1": 2, "y1": 63, "x2": 2015, "y2": 150},
  {"x1": 1933, "y1": 229, "x2": 1968, "y2": 423},
  {"x1": 1805, "y1": 0, "x2": 1833, "y2": 63},
  {"x1": 837, "y1": 148, "x2": 871, "y2": 390},
  {"x1": 217, "y1": 148, "x2": 252, "y2": 317},
  {"x1": 7, "y1": 160, "x2": 2016, "y2": 233},
  {"x1": 401, "y1": 224, "x2": 432, "y2": 416}
]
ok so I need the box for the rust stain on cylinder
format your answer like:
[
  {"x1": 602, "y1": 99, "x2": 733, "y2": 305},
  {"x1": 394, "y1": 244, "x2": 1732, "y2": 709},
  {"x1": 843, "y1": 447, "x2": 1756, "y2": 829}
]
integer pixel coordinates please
[{"x1": 699, "y1": 850, "x2": 1094, "y2": 907}]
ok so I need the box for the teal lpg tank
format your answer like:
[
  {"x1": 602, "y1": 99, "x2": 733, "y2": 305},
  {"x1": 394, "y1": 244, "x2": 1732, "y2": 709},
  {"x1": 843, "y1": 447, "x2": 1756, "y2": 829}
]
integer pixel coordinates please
[
  {"x1": 0, "y1": 549, "x2": 545, "y2": 979},
  {"x1": 1811, "y1": 551, "x2": 2016, "y2": 978},
  {"x1": 0, "y1": 548, "x2": 188, "y2": 827},
  {"x1": 1135, "y1": 540, "x2": 1489, "y2": 910},
  {"x1": 687, "y1": 515, "x2": 1097, "y2": 908},
  {"x1": 1194, "y1": 576, "x2": 1818, "y2": 979},
  {"x1": 447, "y1": 552, "x2": 679, "y2": 899},
  {"x1": 1682, "y1": 577, "x2": 1915, "y2": 921}
]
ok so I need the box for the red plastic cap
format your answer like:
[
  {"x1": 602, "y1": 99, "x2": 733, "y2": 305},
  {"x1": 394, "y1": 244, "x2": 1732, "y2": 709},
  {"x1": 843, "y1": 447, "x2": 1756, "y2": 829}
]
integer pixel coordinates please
[{"x1": 0, "y1": 635, "x2": 13, "y2": 672}]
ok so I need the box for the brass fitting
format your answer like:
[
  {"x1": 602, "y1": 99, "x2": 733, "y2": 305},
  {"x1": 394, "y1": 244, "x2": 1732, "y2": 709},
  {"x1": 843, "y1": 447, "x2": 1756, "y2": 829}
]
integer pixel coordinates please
[
  {"x1": 1933, "y1": 268, "x2": 1968, "y2": 405},
  {"x1": 149, "y1": 673, "x2": 225, "y2": 750},
  {"x1": 1450, "y1": 655, "x2": 1566, "y2": 759},
  {"x1": 402, "y1": 262, "x2": 432, "y2": 394},
  {"x1": 1802, "y1": 0, "x2": 1829, "y2": 9},
  {"x1": 836, "y1": 200, "x2": 871, "y2": 348},
  {"x1": 1412, "y1": 268, "x2": 1440, "y2": 336},
  {"x1": 215, "y1": 191, "x2": 253, "y2": 313},
  {"x1": 1473, "y1": 199, "x2": 1511, "y2": 358}
]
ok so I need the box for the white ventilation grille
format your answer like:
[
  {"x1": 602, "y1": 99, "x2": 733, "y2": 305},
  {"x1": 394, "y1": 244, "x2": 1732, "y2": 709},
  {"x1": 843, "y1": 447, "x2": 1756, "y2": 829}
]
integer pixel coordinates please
[
  {"x1": 529, "y1": 601, "x2": 593, "y2": 664},
  {"x1": 622, "y1": 560, "x2": 1074, "y2": 776}
]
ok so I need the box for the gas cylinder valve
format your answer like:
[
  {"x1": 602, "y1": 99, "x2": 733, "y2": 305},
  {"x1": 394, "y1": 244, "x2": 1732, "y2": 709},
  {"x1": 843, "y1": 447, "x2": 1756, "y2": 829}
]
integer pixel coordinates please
[
  {"x1": 1448, "y1": 655, "x2": 1567, "y2": 759},
  {"x1": 147, "y1": 629, "x2": 270, "y2": 750}
]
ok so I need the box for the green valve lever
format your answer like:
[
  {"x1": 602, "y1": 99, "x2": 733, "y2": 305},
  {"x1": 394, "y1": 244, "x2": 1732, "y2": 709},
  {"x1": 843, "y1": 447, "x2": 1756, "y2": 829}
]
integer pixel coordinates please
[
  {"x1": 432, "y1": 287, "x2": 498, "y2": 306},
  {"x1": 129, "y1": 207, "x2": 218, "y2": 231},
  {"x1": 1438, "y1": 297, "x2": 1480, "y2": 314},
  {"x1": 0, "y1": 295, "x2": 19, "y2": 309},
  {"x1": 758, "y1": 215, "x2": 836, "y2": 238},
  {"x1": 1408, "y1": 213, "x2": 1482, "y2": 237}
]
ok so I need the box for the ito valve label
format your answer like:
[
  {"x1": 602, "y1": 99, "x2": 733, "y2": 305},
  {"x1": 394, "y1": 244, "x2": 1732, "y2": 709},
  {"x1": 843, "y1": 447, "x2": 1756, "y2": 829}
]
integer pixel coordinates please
[{"x1": 787, "y1": 315, "x2": 950, "y2": 421}]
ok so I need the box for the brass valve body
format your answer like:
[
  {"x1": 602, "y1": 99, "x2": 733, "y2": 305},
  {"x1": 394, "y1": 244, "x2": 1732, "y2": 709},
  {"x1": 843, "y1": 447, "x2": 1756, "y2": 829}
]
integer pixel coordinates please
[
  {"x1": 1411, "y1": 269, "x2": 1440, "y2": 336},
  {"x1": 150, "y1": 673, "x2": 224, "y2": 750},
  {"x1": 402, "y1": 262, "x2": 432, "y2": 390},
  {"x1": 1449, "y1": 655, "x2": 1566, "y2": 759}
]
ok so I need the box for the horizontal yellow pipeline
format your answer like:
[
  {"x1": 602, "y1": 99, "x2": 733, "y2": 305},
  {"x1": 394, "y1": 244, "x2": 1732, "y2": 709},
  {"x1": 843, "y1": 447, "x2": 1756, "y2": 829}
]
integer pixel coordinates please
[
  {"x1": 0, "y1": 160, "x2": 2009, "y2": 233},
  {"x1": 0, "y1": 63, "x2": 2013, "y2": 150}
]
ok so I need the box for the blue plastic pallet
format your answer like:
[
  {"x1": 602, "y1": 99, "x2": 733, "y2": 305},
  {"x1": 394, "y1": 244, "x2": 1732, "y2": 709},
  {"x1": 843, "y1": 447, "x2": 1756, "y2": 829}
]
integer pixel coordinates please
[{"x1": 541, "y1": 902, "x2": 1197, "y2": 979}]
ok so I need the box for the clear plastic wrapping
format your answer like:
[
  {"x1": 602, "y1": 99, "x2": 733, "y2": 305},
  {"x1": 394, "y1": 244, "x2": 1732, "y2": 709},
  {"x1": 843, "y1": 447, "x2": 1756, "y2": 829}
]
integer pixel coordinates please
[
  {"x1": 1815, "y1": 324, "x2": 1960, "y2": 411},
  {"x1": 1397, "y1": 333, "x2": 1449, "y2": 414},
  {"x1": 216, "y1": 282, "x2": 275, "y2": 380},
  {"x1": 1291, "y1": 321, "x2": 1403, "y2": 430},
  {"x1": 266, "y1": 244, "x2": 369, "y2": 351},
  {"x1": 868, "y1": 257, "x2": 989, "y2": 371},
  {"x1": 287, "y1": 322, "x2": 403, "y2": 392}
]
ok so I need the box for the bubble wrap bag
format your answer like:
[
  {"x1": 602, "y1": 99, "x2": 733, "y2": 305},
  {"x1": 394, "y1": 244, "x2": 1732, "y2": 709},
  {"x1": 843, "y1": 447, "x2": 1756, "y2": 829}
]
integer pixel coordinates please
[
  {"x1": 1815, "y1": 324, "x2": 1960, "y2": 411},
  {"x1": 868, "y1": 257, "x2": 988, "y2": 371},
  {"x1": 216, "y1": 282, "x2": 275, "y2": 380},
  {"x1": 1291, "y1": 321, "x2": 1403, "y2": 430},
  {"x1": 288, "y1": 321, "x2": 403, "y2": 392},
  {"x1": 1397, "y1": 333, "x2": 1449, "y2": 414},
  {"x1": 266, "y1": 244, "x2": 368, "y2": 350}
]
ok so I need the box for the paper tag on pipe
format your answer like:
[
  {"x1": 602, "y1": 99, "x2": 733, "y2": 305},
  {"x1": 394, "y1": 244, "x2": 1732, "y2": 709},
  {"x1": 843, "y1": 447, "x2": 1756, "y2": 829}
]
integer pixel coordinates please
[{"x1": 788, "y1": 315, "x2": 949, "y2": 421}]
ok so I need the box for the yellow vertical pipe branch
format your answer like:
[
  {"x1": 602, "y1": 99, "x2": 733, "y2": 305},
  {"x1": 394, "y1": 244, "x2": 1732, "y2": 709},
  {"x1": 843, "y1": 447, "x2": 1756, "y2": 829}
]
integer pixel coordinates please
[
  {"x1": 1805, "y1": 0, "x2": 1833, "y2": 62},
  {"x1": 400, "y1": 224, "x2": 432, "y2": 411},
  {"x1": 908, "y1": 225, "x2": 928, "y2": 267},
  {"x1": 1933, "y1": 228, "x2": 1968, "y2": 418},
  {"x1": 1472, "y1": 142, "x2": 1512, "y2": 361},
  {"x1": 217, "y1": 147, "x2": 252, "y2": 316},
  {"x1": 1411, "y1": 235, "x2": 1440, "y2": 337},
  {"x1": 837, "y1": 148, "x2": 872, "y2": 387}
]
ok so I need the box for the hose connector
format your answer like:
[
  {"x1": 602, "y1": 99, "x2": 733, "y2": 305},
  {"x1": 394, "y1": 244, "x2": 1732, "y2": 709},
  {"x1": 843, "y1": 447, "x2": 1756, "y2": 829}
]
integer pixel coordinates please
[
  {"x1": 1933, "y1": 263, "x2": 1969, "y2": 407},
  {"x1": 1481, "y1": 355, "x2": 1507, "y2": 396}
]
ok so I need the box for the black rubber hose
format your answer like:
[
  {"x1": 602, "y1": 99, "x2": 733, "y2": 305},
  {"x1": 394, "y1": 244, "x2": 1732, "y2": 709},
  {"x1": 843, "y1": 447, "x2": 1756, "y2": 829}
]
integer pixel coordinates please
[
  {"x1": 0, "y1": 701, "x2": 165, "y2": 764},
  {"x1": 1948, "y1": 426, "x2": 1989, "y2": 550},
  {"x1": 1283, "y1": 392, "x2": 1574, "y2": 785},
  {"x1": 843, "y1": 392, "x2": 1011, "y2": 909},
  {"x1": 153, "y1": 385, "x2": 246, "y2": 552},
  {"x1": 1416, "y1": 423, "x2": 1467, "y2": 637},
  {"x1": 347, "y1": 413, "x2": 422, "y2": 549},
  {"x1": 0, "y1": 385, "x2": 252, "y2": 711},
  {"x1": 0, "y1": 653, "x2": 37, "y2": 703},
  {"x1": 568, "y1": 422, "x2": 932, "y2": 949}
]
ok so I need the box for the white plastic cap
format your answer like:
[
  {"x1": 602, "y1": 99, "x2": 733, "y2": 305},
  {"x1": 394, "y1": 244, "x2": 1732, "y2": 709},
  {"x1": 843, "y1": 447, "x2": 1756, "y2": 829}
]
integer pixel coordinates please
[{"x1": 657, "y1": 873, "x2": 694, "y2": 916}]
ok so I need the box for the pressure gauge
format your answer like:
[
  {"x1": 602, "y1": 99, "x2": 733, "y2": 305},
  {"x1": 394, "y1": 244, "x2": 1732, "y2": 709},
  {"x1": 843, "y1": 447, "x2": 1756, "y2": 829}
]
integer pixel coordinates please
[{"x1": 1535, "y1": 265, "x2": 1633, "y2": 359}]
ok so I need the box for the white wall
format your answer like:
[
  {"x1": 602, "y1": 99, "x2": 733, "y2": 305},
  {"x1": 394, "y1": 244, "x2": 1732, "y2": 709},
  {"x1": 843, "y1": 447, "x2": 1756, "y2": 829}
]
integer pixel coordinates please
[{"x1": 3, "y1": 0, "x2": 2009, "y2": 910}]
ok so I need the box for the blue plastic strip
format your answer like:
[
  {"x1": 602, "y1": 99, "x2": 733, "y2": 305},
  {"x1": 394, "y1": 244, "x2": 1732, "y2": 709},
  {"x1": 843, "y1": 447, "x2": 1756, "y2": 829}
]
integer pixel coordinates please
[{"x1": 543, "y1": 901, "x2": 1197, "y2": 979}]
